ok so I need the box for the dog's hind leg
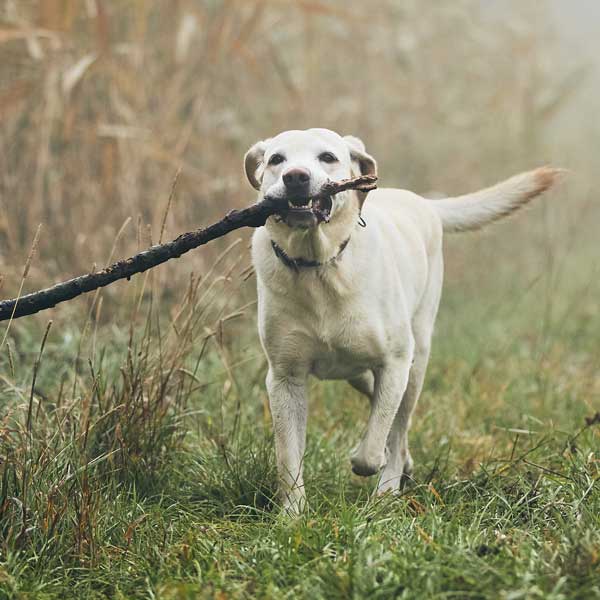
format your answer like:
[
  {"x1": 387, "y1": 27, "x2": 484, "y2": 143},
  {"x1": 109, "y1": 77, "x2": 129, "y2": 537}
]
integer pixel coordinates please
[
  {"x1": 377, "y1": 254, "x2": 443, "y2": 495},
  {"x1": 376, "y1": 342, "x2": 430, "y2": 494},
  {"x1": 350, "y1": 344, "x2": 414, "y2": 478}
]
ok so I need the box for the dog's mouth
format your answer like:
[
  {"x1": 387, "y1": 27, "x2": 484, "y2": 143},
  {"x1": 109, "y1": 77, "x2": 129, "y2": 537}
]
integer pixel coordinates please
[{"x1": 283, "y1": 195, "x2": 333, "y2": 225}]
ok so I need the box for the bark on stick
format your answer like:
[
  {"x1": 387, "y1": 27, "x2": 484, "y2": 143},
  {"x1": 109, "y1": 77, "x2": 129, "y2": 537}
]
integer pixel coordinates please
[{"x1": 0, "y1": 175, "x2": 377, "y2": 321}]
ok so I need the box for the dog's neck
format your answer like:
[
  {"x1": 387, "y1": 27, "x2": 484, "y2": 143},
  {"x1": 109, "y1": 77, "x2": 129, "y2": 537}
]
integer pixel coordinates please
[{"x1": 265, "y1": 191, "x2": 359, "y2": 264}]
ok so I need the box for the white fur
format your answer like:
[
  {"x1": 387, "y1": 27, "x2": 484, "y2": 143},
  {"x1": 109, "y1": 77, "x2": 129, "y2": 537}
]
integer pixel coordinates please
[{"x1": 246, "y1": 128, "x2": 561, "y2": 514}]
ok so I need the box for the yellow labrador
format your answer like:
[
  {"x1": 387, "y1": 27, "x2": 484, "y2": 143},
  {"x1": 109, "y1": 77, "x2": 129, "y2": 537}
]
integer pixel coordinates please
[{"x1": 245, "y1": 128, "x2": 560, "y2": 514}]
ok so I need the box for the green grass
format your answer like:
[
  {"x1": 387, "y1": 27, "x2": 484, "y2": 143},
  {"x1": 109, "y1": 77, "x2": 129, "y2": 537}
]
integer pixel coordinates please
[{"x1": 1, "y1": 247, "x2": 599, "y2": 599}]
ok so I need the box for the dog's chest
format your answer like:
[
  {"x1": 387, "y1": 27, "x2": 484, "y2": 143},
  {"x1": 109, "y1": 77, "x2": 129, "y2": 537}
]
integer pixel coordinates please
[
  {"x1": 257, "y1": 238, "x2": 412, "y2": 380},
  {"x1": 295, "y1": 282, "x2": 390, "y2": 379}
]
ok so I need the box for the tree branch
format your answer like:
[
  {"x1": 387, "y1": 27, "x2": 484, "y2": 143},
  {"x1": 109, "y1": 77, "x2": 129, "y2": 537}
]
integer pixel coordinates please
[{"x1": 0, "y1": 175, "x2": 377, "y2": 321}]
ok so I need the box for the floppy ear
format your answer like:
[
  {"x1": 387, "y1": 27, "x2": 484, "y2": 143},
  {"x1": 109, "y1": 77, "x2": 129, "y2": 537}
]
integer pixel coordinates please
[
  {"x1": 244, "y1": 140, "x2": 269, "y2": 190},
  {"x1": 344, "y1": 135, "x2": 377, "y2": 178},
  {"x1": 344, "y1": 136, "x2": 377, "y2": 209}
]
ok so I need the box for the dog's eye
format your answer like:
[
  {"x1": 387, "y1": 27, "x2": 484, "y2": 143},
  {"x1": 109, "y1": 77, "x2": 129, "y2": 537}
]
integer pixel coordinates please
[
  {"x1": 268, "y1": 153, "x2": 285, "y2": 166},
  {"x1": 319, "y1": 152, "x2": 338, "y2": 164}
]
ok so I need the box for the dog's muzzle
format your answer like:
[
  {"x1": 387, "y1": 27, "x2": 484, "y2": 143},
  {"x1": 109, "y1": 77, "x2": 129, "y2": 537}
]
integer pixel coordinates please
[
  {"x1": 284, "y1": 195, "x2": 333, "y2": 228},
  {"x1": 265, "y1": 192, "x2": 333, "y2": 228},
  {"x1": 267, "y1": 168, "x2": 332, "y2": 228},
  {"x1": 282, "y1": 167, "x2": 311, "y2": 194}
]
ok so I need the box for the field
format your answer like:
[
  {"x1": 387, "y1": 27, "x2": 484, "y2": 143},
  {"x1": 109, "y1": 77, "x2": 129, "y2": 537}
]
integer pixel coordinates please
[{"x1": 1, "y1": 2, "x2": 599, "y2": 599}]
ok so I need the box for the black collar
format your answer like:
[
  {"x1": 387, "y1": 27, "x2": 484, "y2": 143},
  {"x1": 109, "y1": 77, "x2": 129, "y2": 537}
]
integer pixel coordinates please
[{"x1": 271, "y1": 238, "x2": 350, "y2": 272}]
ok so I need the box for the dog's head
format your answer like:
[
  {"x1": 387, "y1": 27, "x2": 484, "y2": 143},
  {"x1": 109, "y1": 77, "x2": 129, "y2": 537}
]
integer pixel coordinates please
[{"x1": 244, "y1": 128, "x2": 376, "y2": 229}]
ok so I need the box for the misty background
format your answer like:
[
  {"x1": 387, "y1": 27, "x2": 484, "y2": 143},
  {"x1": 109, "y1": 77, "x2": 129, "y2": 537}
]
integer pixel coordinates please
[{"x1": 0, "y1": 1, "x2": 597, "y2": 335}]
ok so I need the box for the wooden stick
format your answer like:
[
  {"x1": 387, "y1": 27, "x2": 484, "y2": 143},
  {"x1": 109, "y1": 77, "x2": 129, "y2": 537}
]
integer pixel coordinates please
[{"x1": 0, "y1": 175, "x2": 377, "y2": 321}]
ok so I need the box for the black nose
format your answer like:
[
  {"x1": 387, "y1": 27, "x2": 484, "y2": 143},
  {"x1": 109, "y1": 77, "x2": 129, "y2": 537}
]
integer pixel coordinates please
[{"x1": 282, "y1": 167, "x2": 310, "y2": 190}]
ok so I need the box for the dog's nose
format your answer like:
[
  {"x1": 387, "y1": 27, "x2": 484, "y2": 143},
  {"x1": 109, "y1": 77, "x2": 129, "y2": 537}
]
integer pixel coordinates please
[{"x1": 282, "y1": 167, "x2": 310, "y2": 190}]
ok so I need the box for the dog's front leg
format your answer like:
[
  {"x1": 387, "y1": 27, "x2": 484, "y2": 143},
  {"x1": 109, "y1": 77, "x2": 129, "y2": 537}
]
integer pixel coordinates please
[
  {"x1": 266, "y1": 368, "x2": 308, "y2": 515},
  {"x1": 351, "y1": 350, "x2": 413, "y2": 478}
]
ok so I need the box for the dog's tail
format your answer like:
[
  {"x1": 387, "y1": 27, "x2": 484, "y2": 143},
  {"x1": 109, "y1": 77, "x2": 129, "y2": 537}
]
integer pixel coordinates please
[{"x1": 430, "y1": 167, "x2": 565, "y2": 233}]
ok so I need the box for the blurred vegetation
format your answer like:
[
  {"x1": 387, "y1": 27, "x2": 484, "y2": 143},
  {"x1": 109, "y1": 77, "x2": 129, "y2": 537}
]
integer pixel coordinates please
[
  {"x1": 0, "y1": 1, "x2": 598, "y2": 598},
  {"x1": 0, "y1": 1, "x2": 595, "y2": 293}
]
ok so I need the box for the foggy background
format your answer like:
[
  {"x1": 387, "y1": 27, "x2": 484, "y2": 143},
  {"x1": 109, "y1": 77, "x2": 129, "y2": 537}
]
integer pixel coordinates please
[{"x1": 0, "y1": 0, "x2": 597, "y2": 330}]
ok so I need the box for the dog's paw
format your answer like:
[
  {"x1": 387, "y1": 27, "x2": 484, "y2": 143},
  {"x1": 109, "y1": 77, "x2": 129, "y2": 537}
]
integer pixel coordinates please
[
  {"x1": 350, "y1": 450, "x2": 386, "y2": 477},
  {"x1": 279, "y1": 493, "x2": 306, "y2": 518},
  {"x1": 403, "y1": 452, "x2": 414, "y2": 477},
  {"x1": 376, "y1": 454, "x2": 415, "y2": 495}
]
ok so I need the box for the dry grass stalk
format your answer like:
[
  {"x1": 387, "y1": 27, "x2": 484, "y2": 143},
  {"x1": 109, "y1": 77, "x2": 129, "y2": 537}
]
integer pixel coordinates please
[
  {"x1": 26, "y1": 319, "x2": 53, "y2": 433},
  {"x1": 0, "y1": 223, "x2": 43, "y2": 348}
]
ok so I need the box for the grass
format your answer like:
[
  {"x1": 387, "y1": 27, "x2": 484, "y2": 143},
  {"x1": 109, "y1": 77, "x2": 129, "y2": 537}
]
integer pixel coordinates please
[
  {"x1": 1, "y1": 2, "x2": 599, "y2": 598},
  {"x1": 1, "y1": 239, "x2": 599, "y2": 599}
]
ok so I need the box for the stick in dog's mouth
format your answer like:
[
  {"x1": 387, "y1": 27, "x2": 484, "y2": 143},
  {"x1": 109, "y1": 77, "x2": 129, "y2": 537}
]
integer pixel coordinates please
[
  {"x1": 270, "y1": 175, "x2": 378, "y2": 226},
  {"x1": 285, "y1": 195, "x2": 333, "y2": 223}
]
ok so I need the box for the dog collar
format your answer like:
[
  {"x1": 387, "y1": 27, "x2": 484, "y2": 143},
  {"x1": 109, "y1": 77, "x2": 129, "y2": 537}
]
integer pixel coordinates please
[{"x1": 271, "y1": 238, "x2": 350, "y2": 272}]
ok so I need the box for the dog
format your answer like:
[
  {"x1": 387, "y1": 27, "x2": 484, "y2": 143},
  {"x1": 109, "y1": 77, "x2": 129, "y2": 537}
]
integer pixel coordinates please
[{"x1": 245, "y1": 128, "x2": 561, "y2": 514}]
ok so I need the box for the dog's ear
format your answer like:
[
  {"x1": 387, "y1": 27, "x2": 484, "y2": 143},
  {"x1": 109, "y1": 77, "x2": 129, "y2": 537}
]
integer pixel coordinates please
[
  {"x1": 244, "y1": 140, "x2": 269, "y2": 190},
  {"x1": 344, "y1": 136, "x2": 377, "y2": 209},
  {"x1": 344, "y1": 135, "x2": 377, "y2": 178}
]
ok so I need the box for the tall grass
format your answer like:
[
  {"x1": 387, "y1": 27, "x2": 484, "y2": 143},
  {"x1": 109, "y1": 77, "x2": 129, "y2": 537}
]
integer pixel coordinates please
[{"x1": 0, "y1": 237, "x2": 262, "y2": 562}]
